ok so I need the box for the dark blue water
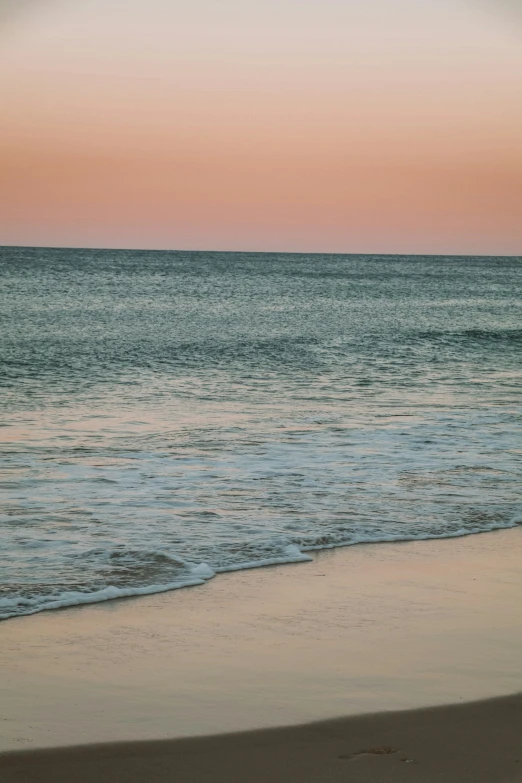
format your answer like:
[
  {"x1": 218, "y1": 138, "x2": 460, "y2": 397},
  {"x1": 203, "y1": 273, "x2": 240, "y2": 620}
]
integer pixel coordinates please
[{"x1": 1, "y1": 247, "x2": 521, "y2": 619}]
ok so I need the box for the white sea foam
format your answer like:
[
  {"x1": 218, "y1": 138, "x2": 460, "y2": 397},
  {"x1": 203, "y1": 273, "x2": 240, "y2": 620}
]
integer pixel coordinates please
[
  {"x1": 213, "y1": 544, "x2": 314, "y2": 573},
  {"x1": 0, "y1": 565, "x2": 213, "y2": 620}
]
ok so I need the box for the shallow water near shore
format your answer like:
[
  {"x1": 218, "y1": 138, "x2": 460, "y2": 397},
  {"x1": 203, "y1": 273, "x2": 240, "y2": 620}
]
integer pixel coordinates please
[{"x1": 1, "y1": 249, "x2": 521, "y2": 619}]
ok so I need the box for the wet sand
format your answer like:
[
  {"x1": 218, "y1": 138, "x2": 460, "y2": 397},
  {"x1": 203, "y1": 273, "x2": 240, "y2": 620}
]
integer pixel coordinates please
[
  {"x1": 2, "y1": 693, "x2": 522, "y2": 783},
  {"x1": 1, "y1": 527, "x2": 522, "y2": 776}
]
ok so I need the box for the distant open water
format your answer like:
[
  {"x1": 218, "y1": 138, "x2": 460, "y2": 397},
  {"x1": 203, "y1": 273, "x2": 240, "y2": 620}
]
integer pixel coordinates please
[{"x1": 1, "y1": 248, "x2": 521, "y2": 620}]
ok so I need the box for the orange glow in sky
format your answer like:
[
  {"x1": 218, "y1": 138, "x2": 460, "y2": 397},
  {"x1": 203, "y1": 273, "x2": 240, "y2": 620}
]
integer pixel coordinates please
[{"x1": 1, "y1": 0, "x2": 521, "y2": 253}]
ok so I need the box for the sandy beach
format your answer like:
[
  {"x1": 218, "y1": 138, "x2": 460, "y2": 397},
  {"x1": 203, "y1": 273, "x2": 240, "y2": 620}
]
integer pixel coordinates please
[{"x1": 1, "y1": 526, "x2": 522, "y2": 780}]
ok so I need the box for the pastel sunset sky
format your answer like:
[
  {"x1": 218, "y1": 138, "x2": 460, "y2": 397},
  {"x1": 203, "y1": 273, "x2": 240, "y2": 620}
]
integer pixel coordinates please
[{"x1": 1, "y1": 0, "x2": 521, "y2": 253}]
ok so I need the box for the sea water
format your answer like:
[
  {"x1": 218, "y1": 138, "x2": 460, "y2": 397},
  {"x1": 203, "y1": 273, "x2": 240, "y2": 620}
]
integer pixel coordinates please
[{"x1": 1, "y1": 248, "x2": 520, "y2": 619}]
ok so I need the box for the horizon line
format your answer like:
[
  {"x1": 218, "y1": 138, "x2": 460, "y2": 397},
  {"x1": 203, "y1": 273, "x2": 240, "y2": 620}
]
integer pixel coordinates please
[{"x1": 1, "y1": 244, "x2": 520, "y2": 260}]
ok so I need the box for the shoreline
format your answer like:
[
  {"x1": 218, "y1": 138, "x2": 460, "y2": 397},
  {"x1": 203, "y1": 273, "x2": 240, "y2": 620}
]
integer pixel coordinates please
[
  {"x1": 1, "y1": 526, "x2": 522, "y2": 753},
  {"x1": 3, "y1": 521, "x2": 519, "y2": 623},
  {"x1": 2, "y1": 693, "x2": 522, "y2": 782}
]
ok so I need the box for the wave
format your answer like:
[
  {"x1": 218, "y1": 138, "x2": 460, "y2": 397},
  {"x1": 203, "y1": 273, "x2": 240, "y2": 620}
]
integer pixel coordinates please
[
  {"x1": 1, "y1": 520, "x2": 519, "y2": 622},
  {"x1": 0, "y1": 561, "x2": 215, "y2": 621}
]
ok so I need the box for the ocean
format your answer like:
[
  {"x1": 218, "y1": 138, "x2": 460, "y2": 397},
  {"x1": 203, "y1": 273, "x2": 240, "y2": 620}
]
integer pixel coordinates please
[{"x1": 1, "y1": 247, "x2": 520, "y2": 620}]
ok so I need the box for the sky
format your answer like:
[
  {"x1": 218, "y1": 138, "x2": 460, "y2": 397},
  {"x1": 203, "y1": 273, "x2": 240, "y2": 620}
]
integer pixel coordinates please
[{"x1": 0, "y1": 0, "x2": 521, "y2": 254}]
